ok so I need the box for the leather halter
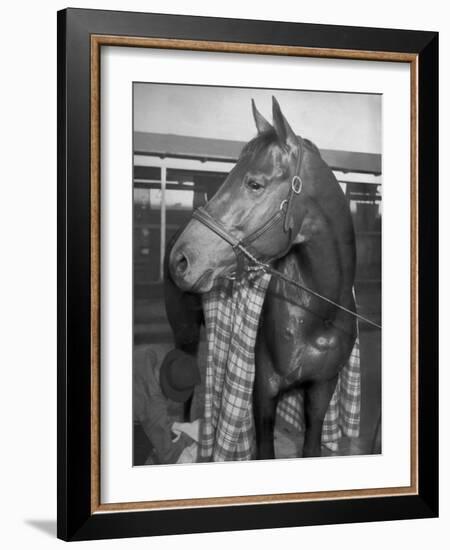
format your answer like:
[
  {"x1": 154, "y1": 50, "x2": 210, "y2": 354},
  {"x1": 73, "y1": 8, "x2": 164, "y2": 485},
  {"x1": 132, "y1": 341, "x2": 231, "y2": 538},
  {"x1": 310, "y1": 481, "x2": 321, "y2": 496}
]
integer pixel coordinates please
[{"x1": 192, "y1": 138, "x2": 304, "y2": 268}]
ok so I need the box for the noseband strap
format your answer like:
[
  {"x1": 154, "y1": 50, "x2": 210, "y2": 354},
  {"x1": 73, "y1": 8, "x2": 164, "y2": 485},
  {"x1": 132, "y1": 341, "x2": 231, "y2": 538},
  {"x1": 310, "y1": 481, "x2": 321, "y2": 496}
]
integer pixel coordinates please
[{"x1": 192, "y1": 207, "x2": 241, "y2": 250}]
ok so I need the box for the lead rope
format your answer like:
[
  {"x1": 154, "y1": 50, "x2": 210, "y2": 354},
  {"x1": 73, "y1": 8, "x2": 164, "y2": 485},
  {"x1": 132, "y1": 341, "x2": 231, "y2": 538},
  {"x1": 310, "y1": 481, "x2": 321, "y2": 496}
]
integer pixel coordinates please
[{"x1": 234, "y1": 243, "x2": 382, "y2": 330}]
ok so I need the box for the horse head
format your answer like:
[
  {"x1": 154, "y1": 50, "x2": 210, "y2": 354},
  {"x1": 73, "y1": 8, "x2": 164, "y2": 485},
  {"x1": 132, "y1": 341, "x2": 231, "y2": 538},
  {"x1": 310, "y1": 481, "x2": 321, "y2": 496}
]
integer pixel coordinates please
[{"x1": 169, "y1": 96, "x2": 324, "y2": 293}]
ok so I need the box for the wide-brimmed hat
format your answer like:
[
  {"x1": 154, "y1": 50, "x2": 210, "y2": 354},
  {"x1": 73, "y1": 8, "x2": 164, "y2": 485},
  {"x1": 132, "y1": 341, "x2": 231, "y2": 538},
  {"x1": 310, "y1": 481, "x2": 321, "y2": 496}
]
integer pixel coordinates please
[{"x1": 159, "y1": 349, "x2": 200, "y2": 403}]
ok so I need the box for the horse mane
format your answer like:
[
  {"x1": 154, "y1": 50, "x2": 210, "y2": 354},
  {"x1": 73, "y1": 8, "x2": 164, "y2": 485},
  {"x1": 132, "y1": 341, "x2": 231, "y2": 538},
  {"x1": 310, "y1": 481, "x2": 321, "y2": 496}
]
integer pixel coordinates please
[{"x1": 303, "y1": 138, "x2": 321, "y2": 157}]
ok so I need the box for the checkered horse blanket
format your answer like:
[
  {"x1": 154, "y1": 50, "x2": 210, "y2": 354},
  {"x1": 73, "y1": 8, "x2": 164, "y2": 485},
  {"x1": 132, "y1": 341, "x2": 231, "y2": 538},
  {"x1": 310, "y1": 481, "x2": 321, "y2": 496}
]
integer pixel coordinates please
[{"x1": 198, "y1": 272, "x2": 360, "y2": 462}]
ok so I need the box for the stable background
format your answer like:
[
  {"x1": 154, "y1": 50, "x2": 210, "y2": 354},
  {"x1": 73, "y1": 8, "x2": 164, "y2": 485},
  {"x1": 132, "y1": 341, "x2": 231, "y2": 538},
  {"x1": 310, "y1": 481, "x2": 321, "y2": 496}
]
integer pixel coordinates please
[{"x1": 0, "y1": 0, "x2": 446, "y2": 548}]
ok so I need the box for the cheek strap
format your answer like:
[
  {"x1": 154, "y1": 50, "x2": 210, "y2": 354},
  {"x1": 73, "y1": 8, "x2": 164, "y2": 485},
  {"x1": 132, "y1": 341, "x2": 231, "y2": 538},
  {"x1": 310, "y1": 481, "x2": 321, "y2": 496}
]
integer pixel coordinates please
[{"x1": 284, "y1": 175, "x2": 303, "y2": 233}]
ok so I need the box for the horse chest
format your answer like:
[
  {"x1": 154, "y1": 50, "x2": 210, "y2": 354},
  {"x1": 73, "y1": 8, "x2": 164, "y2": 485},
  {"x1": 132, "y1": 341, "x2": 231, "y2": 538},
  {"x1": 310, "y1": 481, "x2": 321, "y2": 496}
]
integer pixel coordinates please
[
  {"x1": 260, "y1": 284, "x2": 347, "y2": 391},
  {"x1": 261, "y1": 292, "x2": 311, "y2": 377}
]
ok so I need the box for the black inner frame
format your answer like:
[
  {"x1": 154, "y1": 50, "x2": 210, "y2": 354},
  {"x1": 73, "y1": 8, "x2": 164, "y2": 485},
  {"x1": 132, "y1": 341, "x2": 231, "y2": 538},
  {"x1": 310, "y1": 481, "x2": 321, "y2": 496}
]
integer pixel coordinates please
[{"x1": 57, "y1": 8, "x2": 438, "y2": 541}]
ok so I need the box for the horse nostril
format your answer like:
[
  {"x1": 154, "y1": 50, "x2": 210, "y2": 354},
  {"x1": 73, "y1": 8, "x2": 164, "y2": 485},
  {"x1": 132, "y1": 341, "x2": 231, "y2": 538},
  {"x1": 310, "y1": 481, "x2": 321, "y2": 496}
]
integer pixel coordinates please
[
  {"x1": 174, "y1": 250, "x2": 189, "y2": 276},
  {"x1": 178, "y1": 255, "x2": 188, "y2": 274}
]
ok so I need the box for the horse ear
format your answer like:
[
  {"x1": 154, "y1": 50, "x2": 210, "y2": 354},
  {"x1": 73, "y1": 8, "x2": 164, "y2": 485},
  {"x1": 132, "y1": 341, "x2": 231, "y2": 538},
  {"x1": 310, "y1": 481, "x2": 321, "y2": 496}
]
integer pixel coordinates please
[
  {"x1": 252, "y1": 99, "x2": 272, "y2": 134},
  {"x1": 272, "y1": 96, "x2": 297, "y2": 149}
]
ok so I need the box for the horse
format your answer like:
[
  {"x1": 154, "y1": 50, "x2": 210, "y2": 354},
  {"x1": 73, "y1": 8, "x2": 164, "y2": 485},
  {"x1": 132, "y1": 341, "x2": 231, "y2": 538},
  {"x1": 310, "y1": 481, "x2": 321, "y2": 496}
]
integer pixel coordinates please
[{"x1": 165, "y1": 96, "x2": 357, "y2": 459}]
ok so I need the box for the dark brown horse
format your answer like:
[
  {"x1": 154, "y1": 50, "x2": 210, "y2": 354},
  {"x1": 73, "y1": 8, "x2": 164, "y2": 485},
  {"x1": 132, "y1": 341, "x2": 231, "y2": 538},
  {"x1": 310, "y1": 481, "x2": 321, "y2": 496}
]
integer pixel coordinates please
[{"x1": 166, "y1": 97, "x2": 357, "y2": 458}]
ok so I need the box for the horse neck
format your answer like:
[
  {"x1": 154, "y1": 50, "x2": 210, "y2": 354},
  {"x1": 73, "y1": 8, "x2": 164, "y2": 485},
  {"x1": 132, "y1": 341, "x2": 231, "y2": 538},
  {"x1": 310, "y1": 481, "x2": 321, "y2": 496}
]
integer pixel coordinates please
[
  {"x1": 294, "y1": 186, "x2": 355, "y2": 314},
  {"x1": 300, "y1": 227, "x2": 338, "y2": 297}
]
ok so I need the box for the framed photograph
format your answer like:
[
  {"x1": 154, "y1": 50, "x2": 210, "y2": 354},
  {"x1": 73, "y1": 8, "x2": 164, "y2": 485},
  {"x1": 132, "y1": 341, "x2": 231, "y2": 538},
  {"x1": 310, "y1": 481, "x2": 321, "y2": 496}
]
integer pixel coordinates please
[{"x1": 57, "y1": 8, "x2": 438, "y2": 541}]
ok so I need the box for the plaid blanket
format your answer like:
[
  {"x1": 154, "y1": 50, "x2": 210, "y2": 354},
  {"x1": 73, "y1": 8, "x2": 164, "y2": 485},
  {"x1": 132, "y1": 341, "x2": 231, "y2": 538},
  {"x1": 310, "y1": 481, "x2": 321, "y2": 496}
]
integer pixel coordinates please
[
  {"x1": 199, "y1": 272, "x2": 272, "y2": 461},
  {"x1": 199, "y1": 272, "x2": 360, "y2": 461}
]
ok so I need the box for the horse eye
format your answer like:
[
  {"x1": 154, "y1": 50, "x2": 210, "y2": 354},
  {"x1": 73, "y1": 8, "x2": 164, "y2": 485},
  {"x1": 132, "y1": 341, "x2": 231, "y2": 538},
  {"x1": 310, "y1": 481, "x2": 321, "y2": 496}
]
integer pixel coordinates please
[{"x1": 246, "y1": 179, "x2": 263, "y2": 191}]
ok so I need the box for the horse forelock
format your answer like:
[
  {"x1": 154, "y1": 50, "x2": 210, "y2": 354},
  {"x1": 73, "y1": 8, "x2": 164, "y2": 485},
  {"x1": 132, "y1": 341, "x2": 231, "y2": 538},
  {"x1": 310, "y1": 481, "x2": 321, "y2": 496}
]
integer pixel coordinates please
[
  {"x1": 241, "y1": 131, "x2": 322, "y2": 174},
  {"x1": 240, "y1": 130, "x2": 295, "y2": 181},
  {"x1": 241, "y1": 129, "x2": 278, "y2": 158}
]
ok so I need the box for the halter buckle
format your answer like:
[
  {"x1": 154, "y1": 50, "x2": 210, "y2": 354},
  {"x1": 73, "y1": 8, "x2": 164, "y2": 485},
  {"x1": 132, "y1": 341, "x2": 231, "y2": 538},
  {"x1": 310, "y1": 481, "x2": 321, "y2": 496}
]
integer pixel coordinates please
[
  {"x1": 292, "y1": 175, "x2": 303, "y2": 194},
  {"x1": 279, "y1": 199, "x2": 288, "y2": 211}
]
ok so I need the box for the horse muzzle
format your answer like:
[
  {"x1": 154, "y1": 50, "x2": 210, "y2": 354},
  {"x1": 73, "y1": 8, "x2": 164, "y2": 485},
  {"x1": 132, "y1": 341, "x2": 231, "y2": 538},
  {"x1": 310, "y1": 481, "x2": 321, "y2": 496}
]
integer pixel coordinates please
[{"x1": 169, "y1": 219, "x2": 237, "y2": 293}]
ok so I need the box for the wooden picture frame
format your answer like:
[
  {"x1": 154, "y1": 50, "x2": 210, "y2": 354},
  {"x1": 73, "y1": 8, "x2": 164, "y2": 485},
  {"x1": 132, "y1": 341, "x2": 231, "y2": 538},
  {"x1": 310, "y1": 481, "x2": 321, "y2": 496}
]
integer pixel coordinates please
[{"x1": 57, "y1": 7, "x2": 438, "y2": 541}]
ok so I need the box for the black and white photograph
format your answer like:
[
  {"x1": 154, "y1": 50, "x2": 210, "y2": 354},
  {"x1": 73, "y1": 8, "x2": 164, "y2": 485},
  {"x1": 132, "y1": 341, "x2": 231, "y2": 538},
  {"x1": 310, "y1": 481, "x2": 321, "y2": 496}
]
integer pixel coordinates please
[
  {"x1": 0, "y1": 0, "x2": 443, "y2": 546},
  {"x1": 132, "y1": 84, "x2": 382, "y2": 466}
]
